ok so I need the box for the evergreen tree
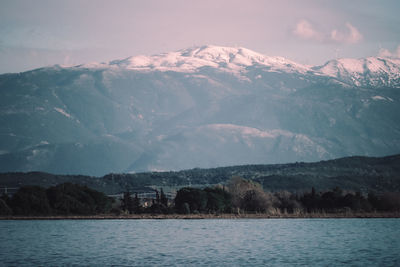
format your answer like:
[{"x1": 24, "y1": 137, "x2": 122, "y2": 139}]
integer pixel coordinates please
[
  {"x1": 160, "y1": 188, "x2": 168, "y2": 207},
  {"x1": 0, "y1": 199, "x2": 12, "y2": 215},
  {"x1": 121, "y1": 191, "x2": 134, "y2": 214},
  {"x1": 155, "y1": 189, "x2": 160, "y2": 204},
  {"x1": 11, "y1": 186, "x2": 51, "y2": 215},
  {"x1": 133, "y1": 193, "x2": 141, "y2": 214}
]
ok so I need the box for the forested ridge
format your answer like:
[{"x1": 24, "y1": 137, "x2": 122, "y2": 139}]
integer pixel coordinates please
[{"x1": 1, "y1": 154, "x2": 399, "y2": 195}]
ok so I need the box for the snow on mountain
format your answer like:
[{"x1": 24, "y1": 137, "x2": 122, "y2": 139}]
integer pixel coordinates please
[
  {"x1": 1, "y1": 45, "x2": 400, "y2": 175},
  {"x1": 314, "y1": 57, "x2": 400, "y2": 87},
  {"x1": 77, "y1": 45, "x2": 400, "y2": 88},
  {"x1": 107, "y1": 45, "x2": 312, "y2": 75}
]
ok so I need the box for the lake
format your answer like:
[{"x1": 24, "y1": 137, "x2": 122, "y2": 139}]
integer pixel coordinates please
[{"x1": 0, "y1": 219, "x2": 399, "y2": 266}]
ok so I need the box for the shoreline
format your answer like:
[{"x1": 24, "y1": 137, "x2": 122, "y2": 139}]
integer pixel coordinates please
[{"x1": 1, "y1": 212, "x2": 400, "y2": 220}]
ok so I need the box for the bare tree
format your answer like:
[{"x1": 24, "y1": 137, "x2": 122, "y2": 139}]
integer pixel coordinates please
[{"x1": 226, "y1": 176, "x2": 277, "y2": 214}]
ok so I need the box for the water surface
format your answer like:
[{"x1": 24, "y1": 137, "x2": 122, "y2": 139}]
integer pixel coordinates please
[{"x1": 0, "y1": 219, "x2": 399, "y2": 266}]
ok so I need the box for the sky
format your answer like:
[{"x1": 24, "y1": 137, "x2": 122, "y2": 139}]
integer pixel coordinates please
[{"x1": 0, "y1": 0, "x2": 399, "y2": 73}]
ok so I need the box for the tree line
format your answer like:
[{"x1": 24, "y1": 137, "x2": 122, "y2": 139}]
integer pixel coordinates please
[
  {"x1": 0, "y1": 183, "x2": 113, "y2": 216},
  {"x1": 118, "y1": 176, "x2": 400, "y2": 215},
  {"x1": 1, "y1": 177, "x2": 400, "y2": 216}
]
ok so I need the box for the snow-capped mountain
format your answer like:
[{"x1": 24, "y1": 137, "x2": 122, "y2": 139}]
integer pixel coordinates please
[
  {"x1": 81, "y1": 45, "x2": 400, "y2": 87},
  {"x1": 0, "y1": 45, "x2": 399, "y2": 175},
  {"x1": 106, "y1": 45, "x2": 312, "y2": 75},
  {"x1": 314, "y1": 57, "x2": 400, "y2": 87}
]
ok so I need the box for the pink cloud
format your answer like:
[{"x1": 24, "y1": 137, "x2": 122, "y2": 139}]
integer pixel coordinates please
[
  {"x1": 378, "y1": 45, "x2": 400, "y2": 58},
  {"x1": 330, "y1": 23, "x2": 363, "y2": 44},
  {"x1": 293, "y1": 19, "x2": 322, "y2": 41},
  {"x1": 293, "y1": 20, "x2": 363, "y2": 44}
]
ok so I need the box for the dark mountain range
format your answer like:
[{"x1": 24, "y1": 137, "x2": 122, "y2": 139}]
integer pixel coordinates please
[
  {"x1": 1, "y1": 154, "x2": 399, "y2": 195},
  {"x1": 1, "y1": 45, "x2": 400, "y2": 175}
]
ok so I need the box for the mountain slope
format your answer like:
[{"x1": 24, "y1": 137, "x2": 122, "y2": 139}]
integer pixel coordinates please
[
  {"x1": 0, "y1": 45, "x2": 400, "y2": 175},
  {"x1": 106, "y1": 45, "x2": 312, "y2": 75},
  {"x1": 314, "y1": 57, "x2": 400, "y2": 87}
]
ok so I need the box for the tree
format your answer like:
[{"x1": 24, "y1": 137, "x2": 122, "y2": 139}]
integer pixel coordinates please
[
  {"x1": 155, "y1": 189, "x2": 160, "y2": 204},
  {"x1": 368, "y1": 192, "x2": 380, "y2": 210},
  {"x1": 46, "y1": 183, "x2": 112, "y2": 215},
  {"x1": 300, "y1": 188, "x2": 321, "y2": 213},
  {"x1": 10, "y1": 186, "x2": 51, "y2": 215},
  {"x1": 121, "y1": 191, "x2": 134, "y2": 214},
  {"x1": 226, "y1": 176, "x2": 275, "y2": 213},
  {"x1": 380, "y1": 192, "x2": 400, "y2": 211},
  {"x1": 160, "y1": 188, "x2": 168, "y2": 207},
  {"x1": 174, "y1": 187, "x2": 208, "y2": 214},
  {"x1": 274, "y1": 191, "x2": 302, "y2": 213},
  {"x1": 204, "y1": 187, "x2": 231, "y2": 213},
  {"x1": 0, "y1": 198, "x2": 12, "y2": 215}
]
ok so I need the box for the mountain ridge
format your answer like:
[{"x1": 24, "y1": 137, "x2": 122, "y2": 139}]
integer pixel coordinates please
[
  {"x1": 1, "y1": 154, "x2": 399, "y2": 194},
  {"x1": 7, "y1": 45, "x2": 399, "y2": 91},
  {"x1": 68, "y1": 45, "x2": 400, "y2": 88},
  {"x1": 106, "y1": 45, "x2": 311, "y2": 75},
  {"x1": 0, "y1": 45, "x2": 399, "y2": 175}
]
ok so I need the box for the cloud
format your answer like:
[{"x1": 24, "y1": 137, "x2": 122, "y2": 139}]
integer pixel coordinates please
[
  {"x1": 330, "y1": 23, "x2": 363, "y2": 44},
  {"x1": 293, "y1": 20, "x2": 363, "y2": 44},
  {"x1": 293, "y1": 19, "x2": 322, "y2": 41},
  {"x1": 378, "y1": 45, "x2": 400, "y2": 58}
]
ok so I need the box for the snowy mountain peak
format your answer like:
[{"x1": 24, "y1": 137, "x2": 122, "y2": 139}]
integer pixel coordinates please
[
  {"x1": 179, "y1": 45, "x2": 266, "y2": 64},
  {"x1": 76, "y1": 45, "x2": 400, "y2": 87},
  {"x1": 314, "y1": 57, "x2": 400, "y2": 87},
  {"x1": 108, "y1": 45, "x2": 311, "y2": 74},
  {"x1": 2, "y1": 45, "x2": 400, "y2": 175}
]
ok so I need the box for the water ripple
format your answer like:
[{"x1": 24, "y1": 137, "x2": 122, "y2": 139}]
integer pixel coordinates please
[{"x1": 0, "y1": 219, "x2": 399, "y2": 266}]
